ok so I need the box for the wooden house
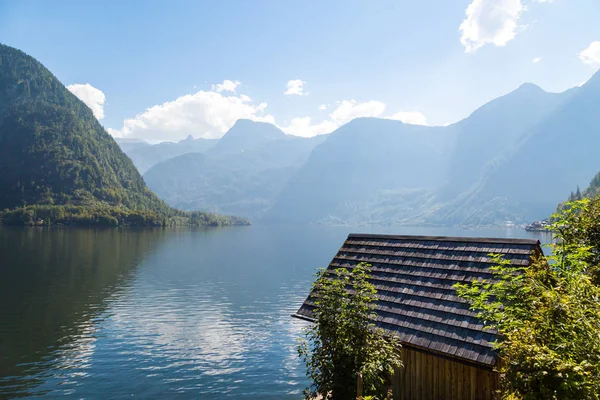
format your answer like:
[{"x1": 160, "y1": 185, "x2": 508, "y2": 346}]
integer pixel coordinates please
[{"x1": 293, "y1": 234, "x2": 542, "y2": 400}]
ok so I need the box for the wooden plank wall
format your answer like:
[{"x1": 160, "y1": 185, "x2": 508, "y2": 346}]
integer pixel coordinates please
[{"x1": 391, "y1": 346, "x2": 499, "y2": 400}]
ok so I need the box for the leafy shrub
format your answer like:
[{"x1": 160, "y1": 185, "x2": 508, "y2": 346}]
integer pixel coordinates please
[
  {"x1": 298, "y1": 263, "x2": 402, "y2": 400},
  {"x1": 455, "y1": 198, "x2": 600, "y2": 399}
]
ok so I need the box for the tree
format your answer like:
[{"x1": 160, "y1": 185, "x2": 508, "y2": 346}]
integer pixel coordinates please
[
  {"x1": 298, "y1": 263, "x2": 403, "y2": 400},
  {"x1": 552, "y1": 198, "x2": 600, "y2": 283},
  {"x1": 0, "y1": 44, "x2": 251, "y2": 228},
  {"x1": 455, "y1": 198, "x2": 600, "y2": 400}
]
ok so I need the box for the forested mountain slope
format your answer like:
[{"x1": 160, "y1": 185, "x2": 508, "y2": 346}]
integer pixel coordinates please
[{"x1": 0, "y1": 43, "x2": 247, "y2": 226}]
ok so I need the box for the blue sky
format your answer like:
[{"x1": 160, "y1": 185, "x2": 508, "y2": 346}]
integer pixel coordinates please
[{"x1": 1, "y1": 0, "x2": 599, "y2": 141}]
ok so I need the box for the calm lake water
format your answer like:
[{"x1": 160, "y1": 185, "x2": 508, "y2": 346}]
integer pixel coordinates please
[{"x1": 0, "y1": 225, "x2": 551, "y2": 399}]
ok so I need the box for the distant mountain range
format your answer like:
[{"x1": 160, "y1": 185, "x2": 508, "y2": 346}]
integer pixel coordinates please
[
  {"x1": 18, "y1": 35, "x2": 597, "y2": 228},
  {"x1": 121, "y1": 71, "x2": 600, "y2": 226},
  {"x1": 432, "y1": 75, "x2": 600, "y2": 225},
  {"x1": 115, "y1": 136, "x2": 218, "y2": 174},
  {"x1": 0, "y1": 43, "x2": 247, "y2": 226},
  {"x1": 141, "y1": 121, "x2": 326, "y2": 218}
]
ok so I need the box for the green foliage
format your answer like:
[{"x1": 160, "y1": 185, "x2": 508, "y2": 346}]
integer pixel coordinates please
[
  {"x1": 567, "y1": 186, "x2": 584, "y2": 202},
  {"x1": 0, "y1": 43, "x2": 249, "y2": 227},
  {"x1": 455, "y1": 197, "x2": 600, "y2": 400},
  {"x1": 583, "y1": 172, "x2": 600, "y2": 199},
  {"x1": 0, "y1": 204, "x2": 249, "y2": 227},
  {"x1": 551, "y1": 198, "x2": 600, "y2": 283},
  {"x1": 0, "y1": 44, "x2": 165, "y2": 213},
  {"x1": 298, "y1": 263, "x2": 403, "y2": 400}
]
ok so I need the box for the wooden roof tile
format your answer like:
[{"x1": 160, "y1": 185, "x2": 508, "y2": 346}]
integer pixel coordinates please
[{"x1": 294, "y1": 234, "x2": 541, "y2": 367}]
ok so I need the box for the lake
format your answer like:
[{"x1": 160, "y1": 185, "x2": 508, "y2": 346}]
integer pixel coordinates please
[{"x1": 0, "y1": 225, "x2": 551, "y2": 399}]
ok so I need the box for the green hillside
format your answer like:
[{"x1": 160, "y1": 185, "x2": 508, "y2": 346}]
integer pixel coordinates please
[
  {"x1": 583, "y1": 172, "x2": 600, "y2": 198},
  {"x1": 0, "y1": 44, "x2": 248, "y2": 227}
]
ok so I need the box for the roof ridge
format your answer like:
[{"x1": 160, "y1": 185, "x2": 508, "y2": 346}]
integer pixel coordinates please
[{"x1": 347, "y1": 233, "x2": 541, "y2": 245}]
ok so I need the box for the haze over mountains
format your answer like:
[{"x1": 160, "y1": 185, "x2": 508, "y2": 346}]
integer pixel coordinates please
[
  {"x1": 141, "y1": 120, "x2": 326, "y2": 218},
  {"x1": 116, "y1": 136, "x2": 218, "y2": 174},
  {"x1": 0, "y1": 43, "x2": 246, "y2": 226},
  {"x1": 2, "y1": 40, "x2": 597, "y2": 227},
  {"x1": 122, "y1": 71, "x2": 600, "y2": 226}
]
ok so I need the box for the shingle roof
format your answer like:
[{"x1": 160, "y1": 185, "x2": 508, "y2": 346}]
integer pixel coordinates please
[{"x1": 293, "y1": 234, "x2": 542, "y2": 367}]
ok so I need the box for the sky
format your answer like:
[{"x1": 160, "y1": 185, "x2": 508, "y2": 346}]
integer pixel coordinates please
[{"x1": 1, "y1": 0, "x2": 599, "y2": 142}]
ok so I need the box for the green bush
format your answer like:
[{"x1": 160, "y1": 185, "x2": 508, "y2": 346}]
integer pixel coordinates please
[
  {"x1": 455, "y1": 197, "x2": 600, "y2": 399},
  {"x1": 298, "y1": 263, "x2": 403, "y2": 400}
]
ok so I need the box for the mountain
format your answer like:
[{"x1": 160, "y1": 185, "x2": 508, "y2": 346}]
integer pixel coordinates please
[
  {"x1": 264, "y1": 75, "x2": 600, "y2": 225},
  {"x1": 434, "y1": 71, "x2": 600, "y2": 225},
  {"x1": 439, "y1": 83, "x2": 571, "y2": 200},
  {"x1": 566, "y1": 75, "x2": 600, "y2": 201},
  {"x1": 114, "y1": 137, "x2": 149, "y2": 153},
  {"x1": 266, "y1": 118, "x2": 453, "y2": 224},
  {"x1": 584, "y1": 172, "x2": 600, "y2": 198},
  {"x1": 117, "y1": 120, "x2": 284, "y2": 174},
  {"x1": 209, "y1": 119, "x2": 288, "y2": 156},
  {"x1": 121, "y1": 135, "x2": 217, "y2": 174},
  {"x1": 0, "y1": 43, "x2": 247, "y2": 226},
  {"x1": 144, "y1": 121, "x2": 326, "y2": 218}
]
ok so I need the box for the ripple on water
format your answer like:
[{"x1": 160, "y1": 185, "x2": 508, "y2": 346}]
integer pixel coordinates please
[{"x1": 1, "y1": 226, "x2": 378, "y2": 398}]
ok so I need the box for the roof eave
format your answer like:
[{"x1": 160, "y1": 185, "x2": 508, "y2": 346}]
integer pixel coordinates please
[{"x1": 291, "y1": 313, "x2": 498, "y2": 369}]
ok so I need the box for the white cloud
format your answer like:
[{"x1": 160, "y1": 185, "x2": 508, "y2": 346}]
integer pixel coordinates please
[
  {"x1": 108, "y1": 84, "x2": 275, "y2": 142},
  {"x1": 282, "y1": 117, "x2": 338, "y2": 137},
  {"x1": 67, "y1": 83, "x2": 106, "y2": 120},
  {"x1": 329, "y1": 100, "x2": 386, "y2": 123},
  {"x1": 280, "y1": 99, "x2": 426, "y2": 137},
  {"x1": 109, "y1": 82, "x2": 426, "y2": 141},
  {"x1": 279, "y1": 99, "x2": 384, "y2": 137},
  {"x1": 318, "y1": 104, "x2": 328, "y2": 110},
  {"x1": 386, "y1": 111, "x2": 428, "y2": 125},
  {"x1": 579, "y1": 41, "x2": 600, "y2": 68},
  {"x1": 532, "y1": 57, "x2": 542, "y2": 64},
  {"x1": 105, "y1": 127, "x2": 123, "y2": 138},
  {"x1": 459, "y1": 0, "x2": 524, "y2": 53},
  {"x1": 284, "y1": 79, "x2": 308, "y2": 96},
  {"x1": 212, "y1": 79, "x2": 241, "y2": 93}
]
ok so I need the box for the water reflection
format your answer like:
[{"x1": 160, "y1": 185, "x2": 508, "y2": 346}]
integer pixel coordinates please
[
  {"x1": 0, "y1": 227, "x2": 168, "y2": 397},
  {"x1": 93, "y1": 226, "x2": 316, "y2": 398},
  {"x1": 0, "y1": 225, "x2": 551, "y2": 399}
]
